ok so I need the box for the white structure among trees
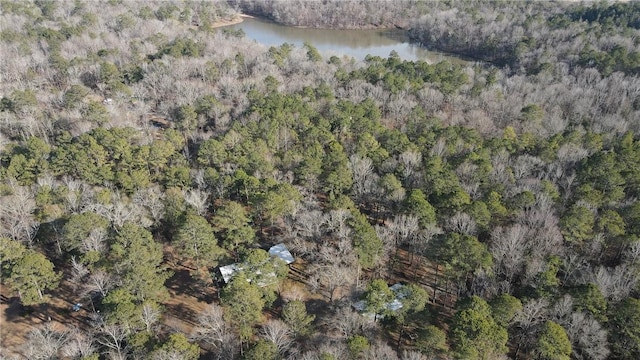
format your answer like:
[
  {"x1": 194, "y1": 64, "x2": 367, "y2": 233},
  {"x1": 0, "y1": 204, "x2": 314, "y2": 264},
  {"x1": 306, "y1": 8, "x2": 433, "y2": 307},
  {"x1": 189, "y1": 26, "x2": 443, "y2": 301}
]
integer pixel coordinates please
[{"x1": 217, "y1": 244, "x2": 295, "y2": 284}]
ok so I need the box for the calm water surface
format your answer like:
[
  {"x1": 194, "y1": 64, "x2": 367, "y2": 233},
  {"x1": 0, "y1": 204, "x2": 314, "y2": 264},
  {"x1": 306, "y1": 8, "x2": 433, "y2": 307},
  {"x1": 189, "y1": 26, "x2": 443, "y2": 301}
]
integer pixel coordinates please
[{"x1": 228, "y1": 17, "x2": 467, "y2": 64}]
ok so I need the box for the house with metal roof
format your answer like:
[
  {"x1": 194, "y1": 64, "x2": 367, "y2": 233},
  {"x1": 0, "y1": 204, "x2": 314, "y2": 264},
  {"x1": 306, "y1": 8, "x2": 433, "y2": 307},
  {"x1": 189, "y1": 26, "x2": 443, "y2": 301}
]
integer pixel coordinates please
[
  {"x1": 216, "y1": 244, "x2": 295, "y2": 285},
  {"x1": 268, "y1": 243, "x2": 295, "y2": 264},
  {"x1": 352, "y1": 283, "x2": 407, "y2": 317}
]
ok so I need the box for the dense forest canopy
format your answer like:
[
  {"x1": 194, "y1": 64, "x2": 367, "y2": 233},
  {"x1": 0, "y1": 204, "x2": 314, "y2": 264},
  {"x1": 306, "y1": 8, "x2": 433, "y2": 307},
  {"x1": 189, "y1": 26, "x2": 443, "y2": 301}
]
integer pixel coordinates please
[{"x1": 0, "y1": 1, "x2": 639, "y2": 360}]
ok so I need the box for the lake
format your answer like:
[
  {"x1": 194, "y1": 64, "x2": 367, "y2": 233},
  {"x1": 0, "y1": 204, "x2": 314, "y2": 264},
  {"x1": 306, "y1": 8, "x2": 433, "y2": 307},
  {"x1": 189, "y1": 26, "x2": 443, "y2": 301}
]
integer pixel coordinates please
[{"x1": 227, "y1": 17, "x2": 467, "y2": 64}]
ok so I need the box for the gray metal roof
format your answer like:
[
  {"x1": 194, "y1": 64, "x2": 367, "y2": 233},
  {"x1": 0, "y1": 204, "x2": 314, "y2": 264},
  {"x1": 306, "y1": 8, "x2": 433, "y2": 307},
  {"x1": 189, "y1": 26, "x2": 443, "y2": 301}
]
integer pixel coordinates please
[
  {"x1": 352, "y1": 283, "x2": 406, "y2": 315},
  {"x1": 217, "y1": 244, "x2": 295, "y2": 284},
  {"x1": 268, "y1": 243, "x2": 295, "y2": 264},
  {"x1": 218, "y1": 263, "x2": 242, "y2": 284}
]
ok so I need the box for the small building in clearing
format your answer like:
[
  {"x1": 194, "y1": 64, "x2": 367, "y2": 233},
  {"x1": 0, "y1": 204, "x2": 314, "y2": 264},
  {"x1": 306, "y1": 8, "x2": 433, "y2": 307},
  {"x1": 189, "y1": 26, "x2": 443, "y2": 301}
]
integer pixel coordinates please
[
  {"x1": 353, "y1": 283, "x2": 407, "y2": 316},
  {"x1": 268, "y1": 243, "x2": 295, "y2": 264},
  {"x1": 218, "y1": 263, "x2": 242, "y2": 284},
  {"x1": 216, "y1": 244, "x2": 295, "y2": 285}
]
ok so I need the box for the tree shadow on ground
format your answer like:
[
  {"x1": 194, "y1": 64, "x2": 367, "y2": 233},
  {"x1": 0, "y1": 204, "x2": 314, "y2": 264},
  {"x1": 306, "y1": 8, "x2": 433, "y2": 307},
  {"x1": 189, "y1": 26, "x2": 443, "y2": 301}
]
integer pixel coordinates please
[
  {"x1": 3, "y1": 296, "x2": 27, "y2": 323},
  {"x1": 165, "y1": 267, "x2": 216, "y2": 301},
  {"x1": 305, "y1": 298, "x2": 332, "y2": 319}
]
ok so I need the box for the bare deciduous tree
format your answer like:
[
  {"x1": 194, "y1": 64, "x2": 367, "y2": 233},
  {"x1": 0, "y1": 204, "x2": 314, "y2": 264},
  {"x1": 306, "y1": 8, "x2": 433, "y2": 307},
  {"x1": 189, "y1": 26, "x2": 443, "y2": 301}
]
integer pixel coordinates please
[
  {"x1": 62, "y1": 328, "x2": 97, "y2": 359},
  {"x1": 88, "y1": 194, "x2": 152, "y2": 229},
  {"x1": 260, "y1": 320, "x2": 293, "y2": 356},
  {"x1": 326, "y1": 209, "x2": 351, "y2": 240},
  {"x1": 516, "y1": 297, "x2": 549, "y2": 330},
  {"x1": 350, "y1": 154, "x2": 377, "y2": 201},
  {"x1": 23, "y1": 323, "x2": 70, "y2": 360},
  {"x1": 299, "y1": 340, "x2": 349, "y2": 360},
  {"x1": 325, "y1": 305, "x2": 376, "y2": 339},
  {"x1": 97, "y1": 323, "x2": 130, "y2": 360},
  {"x1": 490, "y1": 224, "x2": 529, "y2": 281},
  {"x1": 516, "y1": 196, "x2": 563, "y2": 260},
  {"x1": 550, "y1": 294, "x2": 609, "y2": 360},
  {"x1": 563, "y1": 312, "x2": 609, "y2": 360},
  {"x1": 84, "y1": 270, "x2": 116, "y2": 299},
  {"x1": 70, "y1": 256, "x2": 89, "y2": 288},
  {"x1": 0, "y1": 185, "x2": 39, "y2": 246},
  {"x1": 446, "y1": 212, "x2": 477, "y2": 236},
  {"x1": 63, "y1": 179, "x2": 87, "y2": 214},
  {"x1": 625, "y1": 241, "x2": 640, "y2": 265},
  {"x1": 152, "y1": 349, "x2": 190, "y2": 360},
  {"x1": 191, "y1": 303, "x2": 236, "y2": 355},
  {"x1": 141, "y1": 302, "x2": 162, "y2": 333},
  {"x1": 132, "y1": 186, "x2": 166, "y2": 225},
  {"x1": 429, "y1": 138, "x2": 447, "y2": 158},
  {"x1": 401, "y1": 350, "x2": 429, "y2": 360},
  {"x1": 365, "y1": 339, "x2": 400, "y2": 360},
  {"x1": 184, "y1": 188, "x2": 209, "y2": 216},
  {"x1": 309, "y1": 262, "x2": 356, "y2": 303},
  {"x1": 388, "y1": 215, "x2": 420, "y2": 248},
  {"x1": 456, "y1": 161, "x2": 481, "y2": 199},
  {"x1": 490, "y1": 149, "x2": 513, "y2": 188},
  {"x1": 295, "y1": 209, "x2": 328, "y2": 242},
  {"x1": 398, "y1": 150, "x2": 422, "y2": 186},
  {"x1": 550, "y1": 294, "x2": 574, "y2": 322},
  {"x1": 512, "y1": 154, "x2": 544, "y2": 180},
  {"x1": 588, "y1": 264, "x2": 638, "y2": 302},
  {"x1": 81, "y1": 228, "x2": 108, "y2": 254},
  {"x1": 513, "y1": 297, "x2": 550, "y2": 356}
]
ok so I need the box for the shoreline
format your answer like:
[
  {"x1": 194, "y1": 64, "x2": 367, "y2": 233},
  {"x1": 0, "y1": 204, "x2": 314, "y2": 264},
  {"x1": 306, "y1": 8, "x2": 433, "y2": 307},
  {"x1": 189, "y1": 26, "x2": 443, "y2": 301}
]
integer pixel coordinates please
[{"x1": 205, "y1": 13, "x2": 255, "y2": 29}]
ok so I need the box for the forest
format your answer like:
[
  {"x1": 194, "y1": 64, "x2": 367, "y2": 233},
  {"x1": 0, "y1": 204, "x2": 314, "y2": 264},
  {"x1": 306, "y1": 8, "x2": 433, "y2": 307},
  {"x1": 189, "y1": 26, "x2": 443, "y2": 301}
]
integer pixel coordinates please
[{"x1": 0, "y1": 0, "x2": 639, "y2": 359}]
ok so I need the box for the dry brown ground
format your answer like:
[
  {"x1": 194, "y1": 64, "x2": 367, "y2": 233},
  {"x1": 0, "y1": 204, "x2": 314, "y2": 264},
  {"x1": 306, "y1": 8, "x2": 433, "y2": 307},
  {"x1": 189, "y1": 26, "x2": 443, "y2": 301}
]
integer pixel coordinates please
[
  {"x1": 0, "y1": 279, "x2": 90, "y2": 358},
  {"x1": 1, "y1": 242, "x2": 451, "y2": 358},
  {"x1": 0, "y1": 244, "x2": 319, "y2": 358},
  {"x1": 1, "y1": 285, "x2": 37, "y2": 357},
  {"x1": 0, "y1": 244, "x2": 220, "y2": 358},
  {"x1": 161, "y1": 245, "x2": 219, "y2": 336},
  {"x1": 390, "y1": 248, "x2": 458, "y2": 312}
]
